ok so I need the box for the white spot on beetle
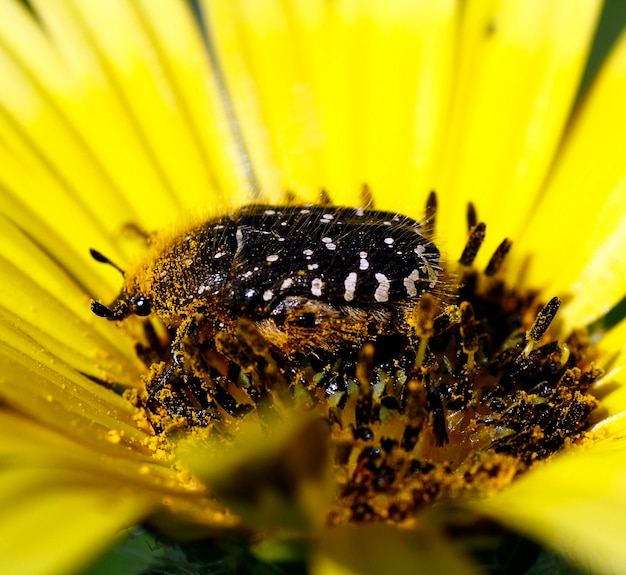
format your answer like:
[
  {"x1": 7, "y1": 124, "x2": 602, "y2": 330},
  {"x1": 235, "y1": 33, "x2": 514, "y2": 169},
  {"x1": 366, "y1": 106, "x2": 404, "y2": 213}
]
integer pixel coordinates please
[
  {"x1": 311, "y1": 278, "x2": 324, "y2": 297},
  {"x1": 374, "y1": 273, "x2": 390, "y2": 302},
  {"x1": 303, "y1": 249, "x2": 314, "y2": 256},
  {"x1": 280, "y1": 278, "x2": 294, "y2": 290},
  {"x1": 359, "y1": 257, "x2": 369, "y2": 270},
  {"x1": 384, "y1": 237, "x2": 394, "y2": 245},
  {"x1": 263, "y1": 289, "x2": 274, "y2": 301},
  {"x1": 264, "y1": 209, "x2": 276, "y2": 215},
  {"x1": 266, "y1": 254, "x2": 279, "y2": 262},
  {"x1": 403, "y1": 269, "x2": 422, "y2": 297},
  {"x1": 214, "y1": 251, "x2": 225, "y2": 259},
  {"x1": 325, "y1": 243, "x2": 337, "y2": 251},
  {"x1": 321, "y1": 213, "x2": 334, "y2": 221},
  {"x1": 344, "y1": 272, "x2": 357, "y2": 302},
  {"x1": 321, "y1": 236, "x2": 332, "y2": 243},
  {"x1": 308, "y1": 263, "x2": 319, "y2": 270}
]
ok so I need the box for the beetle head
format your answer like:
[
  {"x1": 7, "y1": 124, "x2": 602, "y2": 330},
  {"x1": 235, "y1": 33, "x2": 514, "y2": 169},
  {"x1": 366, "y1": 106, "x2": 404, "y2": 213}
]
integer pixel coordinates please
[
  {"x1": 89, "y1": 248, "x2": 152, "y2": 321},
  {"x1": 91, "y1": 293, "x2": 152, "y2": 321}
]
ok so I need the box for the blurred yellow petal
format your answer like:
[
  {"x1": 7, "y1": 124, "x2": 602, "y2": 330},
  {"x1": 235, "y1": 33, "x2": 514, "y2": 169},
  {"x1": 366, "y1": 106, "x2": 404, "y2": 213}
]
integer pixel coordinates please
[
  {"x1": 0, "y1": 409, "x2": 152, "y2": 575},
  {"x1": 435, "y1": 0, "x2": 601, "y2": 260},
  {"x1": 472, "y1": 422, "x2": 626, "y2": 575},
  {"x1": 311, "y1": 523, "x2": 478, "y2": 575},
  {"x1": 180, "y1": 415, "x2": 332, "y2": 533},
  {"x1": 2, "y1": 470, "x2": 149, "y2": 575}
]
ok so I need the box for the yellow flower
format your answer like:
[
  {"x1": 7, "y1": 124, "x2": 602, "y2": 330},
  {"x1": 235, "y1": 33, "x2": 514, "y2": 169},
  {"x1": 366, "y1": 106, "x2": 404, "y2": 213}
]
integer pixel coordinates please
[{"x1": 1, "y1": 1, "x2": 626, "y2": 575}]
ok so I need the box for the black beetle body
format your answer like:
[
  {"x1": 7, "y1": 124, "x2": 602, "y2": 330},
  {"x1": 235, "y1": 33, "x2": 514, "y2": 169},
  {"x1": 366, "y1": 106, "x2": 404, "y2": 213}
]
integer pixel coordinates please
[{"x1": 93, "y1": 205, "x2": 440, "y2": 346}]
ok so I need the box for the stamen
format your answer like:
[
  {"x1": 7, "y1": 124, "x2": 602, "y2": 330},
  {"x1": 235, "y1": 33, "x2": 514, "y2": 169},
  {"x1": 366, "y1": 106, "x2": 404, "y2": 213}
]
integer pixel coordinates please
[
  {"x1": 459, "y1": 302, "x2": 479, "y2": 370},
  {"x1": 459, "y1": 222, "x2": 486, "y2": 266},
  {"x1": 423, "y1": 190, "x2": 437, "y2": 237},
  {"x1": 524, "y1": 296, "x2": 561, "y2": 356},
  {"x1": 356, "y1": 343, "x2": 375, "y2": 388},
  {"x1": 360, "y1": 184, "x2": 374, "y2": 209},
  {"x1": 411, "y1": 293, "x2": 438, "y2": 368},
  {"x1": 319, "y1": 189, "x2": 332, "y2": 206},
  {"x1": 466, "y1": 202, "x2": 478, "y2": 230},
  {"x1": 485, "y1": 238, "x2": 513, "y2": 276}
]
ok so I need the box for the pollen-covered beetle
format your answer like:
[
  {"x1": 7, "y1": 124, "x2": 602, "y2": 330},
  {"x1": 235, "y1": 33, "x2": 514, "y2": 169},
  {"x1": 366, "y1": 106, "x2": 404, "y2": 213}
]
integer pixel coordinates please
[{"x1": 91, "y1": 204, "x2": 441, "y2": 416}]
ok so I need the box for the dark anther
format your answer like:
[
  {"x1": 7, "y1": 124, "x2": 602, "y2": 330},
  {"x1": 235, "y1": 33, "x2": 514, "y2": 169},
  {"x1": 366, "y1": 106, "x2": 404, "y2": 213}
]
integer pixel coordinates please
[
  {"x1": 485, "y1": 238, "x2": 513, "y2": 276},
  {"x1": 527, "y1": 297, "x2": 561, "y2": 345},
  {"x1": 424, "y1": 190, "x2": 437, "y2": 237},
  {"x1": 466, "y1": 202, "x2": 477, "y2": 230},
  {"x1": 355, "y1": 393, "x2": 373, "y2": 427},
  {"x1": 91, "y1": 301, "x2": 114, "y2": 318},
  {"x1": 460, "y1": 301, "x2": 479, "y2": 356},
  {"x1": 401, "y1": 424, "x2": 421, "y2": 451},
  {"x1": 353, "y1": 426, "x2": 374, "y2": 441},
  {"x1": 459, "y1": 222, "x2": 486, "y2": 266}
]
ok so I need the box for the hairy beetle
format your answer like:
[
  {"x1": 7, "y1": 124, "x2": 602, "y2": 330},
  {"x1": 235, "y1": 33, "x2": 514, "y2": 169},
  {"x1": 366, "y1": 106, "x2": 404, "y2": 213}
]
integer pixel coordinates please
[{"x1": 91, "y1": 204, "x2": 441, "y2": 417}]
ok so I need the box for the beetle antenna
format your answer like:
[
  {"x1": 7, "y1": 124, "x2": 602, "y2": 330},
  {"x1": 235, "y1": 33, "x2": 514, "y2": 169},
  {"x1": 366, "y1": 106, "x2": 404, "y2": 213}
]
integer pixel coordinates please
[
  {"x1": 89, "y1": 248, "x2": 125, "y2": 276},
  {"x1": 91, "y1": 300, "x2": 115, "y2": 318}
]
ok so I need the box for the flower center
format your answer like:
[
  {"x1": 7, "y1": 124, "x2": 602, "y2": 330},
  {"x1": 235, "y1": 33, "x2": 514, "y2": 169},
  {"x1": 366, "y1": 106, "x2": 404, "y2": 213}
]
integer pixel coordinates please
[{"x1": 131, "y1": 195, "x2": 602, "y2": 526}]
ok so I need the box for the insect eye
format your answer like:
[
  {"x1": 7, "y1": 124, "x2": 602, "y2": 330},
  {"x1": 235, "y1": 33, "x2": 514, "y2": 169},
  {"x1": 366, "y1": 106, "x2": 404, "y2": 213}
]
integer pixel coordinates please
[{"x1": 133, "y1": 296, "x2": 152, "y2": 317}]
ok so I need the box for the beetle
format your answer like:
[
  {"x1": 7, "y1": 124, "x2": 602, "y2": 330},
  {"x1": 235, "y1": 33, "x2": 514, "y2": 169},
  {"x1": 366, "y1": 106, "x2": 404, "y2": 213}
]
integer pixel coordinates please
[{"x1": 91, "y1": 204, "x2": 441, "y2": 407}]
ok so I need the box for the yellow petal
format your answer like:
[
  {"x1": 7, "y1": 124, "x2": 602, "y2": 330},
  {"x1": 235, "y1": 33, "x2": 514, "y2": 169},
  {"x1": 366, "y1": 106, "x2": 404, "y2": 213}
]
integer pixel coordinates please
[
  {"x1": 471, "y1": 425, "x2": 626, "y2": 575},
  {"x1": 518, "y1": 28, "x2": 626, "y2": 326},
  {"x1": 0, "y1": 0, "x2": 249, "y2": 263},
  {"x1": 0, "y1": 334, "x2": 151, "y2": 448},
  {"x1": 204, "y1": 0, "x2": 457, "y2": 211},
  {"x1": 0, "y1": 215, "x2": 143, "y2": 383},
  {"x1": 311, "y1": 523, "x2": 478, "y2": 575},
  {"x1": 592, "y1": 338, "x2": 626, "y2": 416},
  {"x1": 435, "y1": 0, "x2": 602, "y2": 261},
  {"x1": 0, "y1": 409, "x2": 151, "y2": 575},
  {"x1": 1, "y1": 469, "x2": 149, "y2": 575}
]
